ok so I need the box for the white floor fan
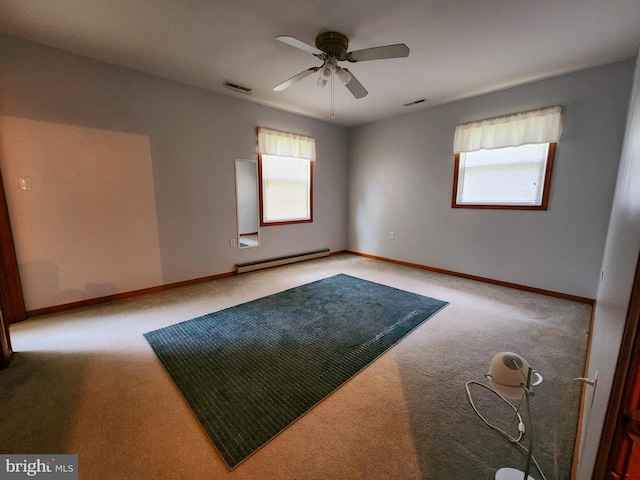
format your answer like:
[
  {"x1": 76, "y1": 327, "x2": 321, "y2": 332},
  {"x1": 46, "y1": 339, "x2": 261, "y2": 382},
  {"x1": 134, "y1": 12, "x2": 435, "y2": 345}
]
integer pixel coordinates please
[{"x1": 469, "y1": 352, "x2": 544, "y2": 480}]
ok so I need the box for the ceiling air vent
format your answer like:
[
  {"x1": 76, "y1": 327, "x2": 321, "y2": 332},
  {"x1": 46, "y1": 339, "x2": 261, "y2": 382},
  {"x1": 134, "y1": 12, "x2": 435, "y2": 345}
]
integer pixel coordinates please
[
  {"x1": 403, "y1": 98, "x2": 427, "y2": 107},
  {"x1": 224, "y1": 81, "x2": 252, "y2": 95}
]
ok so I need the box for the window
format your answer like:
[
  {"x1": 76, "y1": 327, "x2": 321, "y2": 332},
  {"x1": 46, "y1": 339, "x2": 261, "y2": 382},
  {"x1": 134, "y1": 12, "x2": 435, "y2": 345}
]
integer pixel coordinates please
[
  {"x1": 453, "y1": 143, "x2": 556, "y2": 209},
  {"x1": 452, "y1": 106, "x2": 562, "y2": 210},
  {"x1": 259, "y1": 154, "x2": 312, "y2": 224},
  {"x1": 257, "y1": 127, "x2": 315, "y2": 225}
]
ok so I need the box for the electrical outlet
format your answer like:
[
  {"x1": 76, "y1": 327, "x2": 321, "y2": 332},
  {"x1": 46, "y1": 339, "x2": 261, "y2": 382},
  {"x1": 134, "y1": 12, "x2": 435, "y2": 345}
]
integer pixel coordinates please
[
  {"x1": 229, "y1": 238, "x2": 236, "y2": 248},
  {"x1": 18, "y1": 176, "x2": 32, "y2": 190},
  {"x1": 390, "y1": 232, "x2": 394, "y2": 240}
]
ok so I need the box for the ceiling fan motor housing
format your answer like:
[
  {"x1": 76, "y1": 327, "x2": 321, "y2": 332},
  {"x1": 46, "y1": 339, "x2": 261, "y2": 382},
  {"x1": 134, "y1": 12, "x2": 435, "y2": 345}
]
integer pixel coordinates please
[{"x1": 316, "y1": 32, "x2": 349, "y2": 60}]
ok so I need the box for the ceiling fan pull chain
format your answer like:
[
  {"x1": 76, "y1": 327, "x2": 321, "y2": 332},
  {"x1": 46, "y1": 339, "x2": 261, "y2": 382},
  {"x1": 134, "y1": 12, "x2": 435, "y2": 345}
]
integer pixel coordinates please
[{"x1": 331, "y1": 68, "x2": 336, "y2": 120}]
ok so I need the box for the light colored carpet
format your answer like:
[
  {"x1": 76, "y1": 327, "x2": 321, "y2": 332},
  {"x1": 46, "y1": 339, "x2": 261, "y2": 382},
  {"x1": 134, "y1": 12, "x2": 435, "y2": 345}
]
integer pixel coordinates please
[{"x1": 0, "y1": 254, "x2": 591, "y2": 479}]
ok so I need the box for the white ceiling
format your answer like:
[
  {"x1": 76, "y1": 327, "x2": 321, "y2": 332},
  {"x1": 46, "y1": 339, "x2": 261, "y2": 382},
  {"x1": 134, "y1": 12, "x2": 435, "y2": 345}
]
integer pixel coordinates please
[{"x1": 1, "y1": 0, "x2": 640, "y2": 127}]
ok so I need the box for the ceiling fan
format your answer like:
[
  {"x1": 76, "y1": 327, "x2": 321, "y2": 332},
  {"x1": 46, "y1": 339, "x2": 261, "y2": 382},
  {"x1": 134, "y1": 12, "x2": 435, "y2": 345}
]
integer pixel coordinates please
[{"x1": 273, "y1": 31, "x2": 410, "y2": 100}]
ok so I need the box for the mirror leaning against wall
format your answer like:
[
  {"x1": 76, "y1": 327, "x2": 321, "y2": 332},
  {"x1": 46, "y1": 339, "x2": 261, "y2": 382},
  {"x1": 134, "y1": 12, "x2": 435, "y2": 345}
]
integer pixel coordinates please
[{"x1": 234, "y1": 159, "x2": 260, "y2": 248}]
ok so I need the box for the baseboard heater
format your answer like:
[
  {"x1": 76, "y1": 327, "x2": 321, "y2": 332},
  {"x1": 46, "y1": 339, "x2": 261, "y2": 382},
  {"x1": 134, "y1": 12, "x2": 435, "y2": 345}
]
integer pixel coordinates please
[{"x1": 236, "y1": 248, "x2": 330, "y2": 274}]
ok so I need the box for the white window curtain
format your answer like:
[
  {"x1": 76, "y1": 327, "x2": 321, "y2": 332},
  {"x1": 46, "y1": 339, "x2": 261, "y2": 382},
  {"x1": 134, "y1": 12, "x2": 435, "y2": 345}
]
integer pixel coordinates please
[
  {"x1": 453, "y1": 106, "x2": 562, "y2": 154},
  {"x1": 257, "y1": 127, "x2": 316, "y2": 160}
]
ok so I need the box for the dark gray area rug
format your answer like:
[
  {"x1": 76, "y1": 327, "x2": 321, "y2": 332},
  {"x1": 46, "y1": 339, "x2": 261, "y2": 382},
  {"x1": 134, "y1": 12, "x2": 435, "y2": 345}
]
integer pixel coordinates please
[{"x1": 144, "y1": 273, "x2": 448, "y2": 469}]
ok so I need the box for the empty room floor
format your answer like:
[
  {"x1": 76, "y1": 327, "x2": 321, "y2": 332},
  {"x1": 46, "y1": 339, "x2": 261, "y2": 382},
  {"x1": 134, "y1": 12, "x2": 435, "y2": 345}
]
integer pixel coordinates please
[{"x1": 0, "y1": 253, "x2": 592, "y2": 479}]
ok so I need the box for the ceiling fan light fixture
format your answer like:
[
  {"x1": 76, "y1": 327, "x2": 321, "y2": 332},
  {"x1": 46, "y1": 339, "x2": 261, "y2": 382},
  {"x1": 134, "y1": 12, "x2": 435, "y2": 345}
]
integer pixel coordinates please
[
  {"x1": 335, "y1": 67, "x2": 352, "y2": 85},
  {"x1": 317, "y1": 62, "x2": 333, "y2": 88},
  {"x1": 320, "y1": 63, "x2": 333, "y2": 78}
]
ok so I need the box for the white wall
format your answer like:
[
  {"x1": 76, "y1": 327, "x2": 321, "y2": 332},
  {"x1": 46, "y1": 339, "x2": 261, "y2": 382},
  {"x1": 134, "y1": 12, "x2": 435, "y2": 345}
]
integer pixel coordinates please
[
  {"x1": 0, "y1": 116, "x2": 163, "y2": 310},
  {"x1": 348, "y1": 60, "x2": 635, "y2": 299},
  {"x1": 578, "y1": 52, "x2": 640, "y2": 479},
  {"x1": 0, "y1": 34, "x2": 348, "y2": 310}
]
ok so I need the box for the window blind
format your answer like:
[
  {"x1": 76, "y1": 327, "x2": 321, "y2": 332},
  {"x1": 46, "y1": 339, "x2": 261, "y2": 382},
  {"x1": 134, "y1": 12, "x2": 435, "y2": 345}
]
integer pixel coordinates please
[
  {"x1": 262, "y1": 155, "x2": 311, "y2": 222},
  {"x1": 456, "y1": 143, "x2": 549, "y2": 206}
]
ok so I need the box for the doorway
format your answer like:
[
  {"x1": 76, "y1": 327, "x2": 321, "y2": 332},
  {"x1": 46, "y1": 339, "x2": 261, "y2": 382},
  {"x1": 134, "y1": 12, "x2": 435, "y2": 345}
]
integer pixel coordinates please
[
  {"x1": 0, "y1": 166, "x2": 26, "y2": 368},
  {"x1": 596, "y1": 252, "x2": 640, "y2": 478}
]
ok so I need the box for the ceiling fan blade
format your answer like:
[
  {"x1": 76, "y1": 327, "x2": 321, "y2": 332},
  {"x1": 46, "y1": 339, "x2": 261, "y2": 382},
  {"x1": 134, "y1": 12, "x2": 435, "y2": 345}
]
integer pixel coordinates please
[
  {"x1": 273, "y1": 67, "x2": 319, "y2": 91},
  {"x1": 342, "y1": 69, "x2": 368, "y2": 99},
  {"x1": 275, "y1": 35, "x2": 324, "y2": 56},
  {"x1": 347, "y1": 44, "x2": 410, "y2": 62}
]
